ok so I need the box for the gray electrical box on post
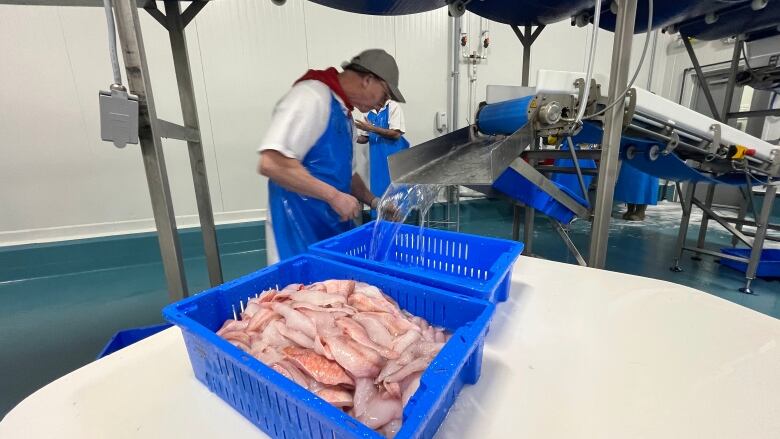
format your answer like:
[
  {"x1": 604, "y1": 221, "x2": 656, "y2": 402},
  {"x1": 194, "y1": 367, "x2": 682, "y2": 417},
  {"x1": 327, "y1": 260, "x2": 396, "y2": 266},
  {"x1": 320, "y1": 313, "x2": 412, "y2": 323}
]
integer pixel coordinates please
[{"x1": 99, "y1": 87, "x2": 139, "y2": 148}]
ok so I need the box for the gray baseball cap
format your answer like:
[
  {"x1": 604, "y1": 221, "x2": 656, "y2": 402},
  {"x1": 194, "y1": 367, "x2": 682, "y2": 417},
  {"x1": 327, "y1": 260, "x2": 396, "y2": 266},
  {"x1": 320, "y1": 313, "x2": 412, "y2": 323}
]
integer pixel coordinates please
[{"x1": 342, "y1": 49, "x2": 405, "y2": 103}]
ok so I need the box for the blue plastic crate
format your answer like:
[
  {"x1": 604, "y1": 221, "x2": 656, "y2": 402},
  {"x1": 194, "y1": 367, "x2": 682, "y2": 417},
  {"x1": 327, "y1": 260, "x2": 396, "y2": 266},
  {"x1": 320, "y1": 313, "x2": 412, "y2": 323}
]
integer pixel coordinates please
[
  {"x1": 492, "y1": 166, "x2": 588, "y2": 224},
  {"x1": 309, "y1": 222, "x2": 523, "y2": 303},
  {"x1": 163, "y1": 254, "x2": 495, "y2": 439},
  {"x1": 719, "y1": 248, "x2": 780, "y2": 278},
  {"x1": 96, "y1": 323, "x2": 172, "y2": 360}
]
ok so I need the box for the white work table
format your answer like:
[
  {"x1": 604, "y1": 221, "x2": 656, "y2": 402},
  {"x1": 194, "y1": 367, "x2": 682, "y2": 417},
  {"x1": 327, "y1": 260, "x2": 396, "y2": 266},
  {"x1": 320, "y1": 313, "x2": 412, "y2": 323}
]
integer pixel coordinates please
[{"x1": 3, "y1": 256, "x2": 780, "y2": 438}]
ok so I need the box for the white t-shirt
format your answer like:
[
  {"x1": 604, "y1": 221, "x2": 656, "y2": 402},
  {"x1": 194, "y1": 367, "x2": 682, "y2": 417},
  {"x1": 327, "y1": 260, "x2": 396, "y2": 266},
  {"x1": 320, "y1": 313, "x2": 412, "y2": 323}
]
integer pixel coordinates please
[
  {"x1": 354, "y1": 100, "x2": 407, "y2": 186},
  {"x1": 357, "y1": 100, "x2": 406, "y2": 137},
  {"x1": 258, "y1": 79, "x2": 354, "y2": 159},
  {"x1": 258, "y1": 79, "x2": 357, "y2": 264}
]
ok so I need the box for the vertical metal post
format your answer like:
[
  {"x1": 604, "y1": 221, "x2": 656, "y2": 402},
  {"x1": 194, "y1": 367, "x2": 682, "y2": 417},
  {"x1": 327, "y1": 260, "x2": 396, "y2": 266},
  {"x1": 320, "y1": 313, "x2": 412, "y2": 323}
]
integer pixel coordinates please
[
  {"x1": 692, "y1": 183, "x2": 715, "y2": 260},
  {"x1": 114, "y1": 0, "x2": 188, "y2": 300},
  {"x1": 733, "y1": 187, "x2": 749, "y2": 247},
  {"x1": 450, "y1": 15, "x2": 461, "y2": 131},
  {"x1": 741, "y1": 183, "x2": 777, "y2": 294},
  {"x1": 164, "y1": 1, "x2": 223, "y2": 287},
  {"x1": 588, "y1": 0, "x2": 638, "y2": 269},
  {"x1": 671, "y1": 182, "x2": 696, "y2": 272},
  {"x1": 517, "y1": 25, "x2": 534, "y2": 253}
]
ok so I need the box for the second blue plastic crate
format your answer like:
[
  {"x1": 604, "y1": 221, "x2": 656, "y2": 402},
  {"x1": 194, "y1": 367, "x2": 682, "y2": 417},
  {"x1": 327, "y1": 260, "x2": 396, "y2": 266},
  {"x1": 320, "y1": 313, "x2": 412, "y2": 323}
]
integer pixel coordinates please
[
  {"x1": 163, "y1": 254, "x2": 495, "y2": 439},
  {"x1": 96, "y1": 323, "x2": 172, "y2": 360},
  {"x1": 719, "y1": 248, "x2": 780, "y2": 278},
  {"x1": 309, "y1": 221, "x2": 523, "y2": 303}
]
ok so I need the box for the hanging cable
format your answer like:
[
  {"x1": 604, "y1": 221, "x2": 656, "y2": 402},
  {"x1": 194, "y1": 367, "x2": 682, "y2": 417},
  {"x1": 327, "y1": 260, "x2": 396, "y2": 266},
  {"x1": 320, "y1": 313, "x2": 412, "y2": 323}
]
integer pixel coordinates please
[
  {"x1": 103, "y1": 0, "x2": 123, "y2": 86},
  {"x1": 574, "y1": 0, "x2": 604, "y2": 124},
  {"x1": 583, "y1": 0, "x2": 654, "y2": 121}
]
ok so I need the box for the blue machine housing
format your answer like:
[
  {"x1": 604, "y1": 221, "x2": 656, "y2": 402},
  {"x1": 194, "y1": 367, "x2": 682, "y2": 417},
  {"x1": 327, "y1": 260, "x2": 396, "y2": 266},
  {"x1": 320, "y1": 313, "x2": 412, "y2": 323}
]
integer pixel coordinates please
[{"x1": 475, "y1": 96, "x2": 534, "y2": 136}]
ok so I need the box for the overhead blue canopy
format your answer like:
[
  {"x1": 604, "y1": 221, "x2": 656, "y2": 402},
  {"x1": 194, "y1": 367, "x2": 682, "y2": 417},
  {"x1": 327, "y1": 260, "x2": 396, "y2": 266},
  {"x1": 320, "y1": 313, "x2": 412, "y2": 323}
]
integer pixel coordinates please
[
  {"x1": 678, "y1": 1, "x2": 780, "y2": 41},
  {"x1": 307, "y1": 0, "x2": 443, "y2": 15},
  {"x1": 307, "y1": 0, "x2": 778, "y2": 43},
  {"x1": 596, "y1": 0, "x2": 728, "y2": 33},
  {"x1": 463, "y1": 0, "x2": 595, "y2": 26}
]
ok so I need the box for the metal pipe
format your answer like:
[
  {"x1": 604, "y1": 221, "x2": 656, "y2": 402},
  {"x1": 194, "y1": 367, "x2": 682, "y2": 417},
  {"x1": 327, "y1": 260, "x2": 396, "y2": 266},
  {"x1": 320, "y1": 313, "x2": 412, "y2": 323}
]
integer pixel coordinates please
[
  {"x1": 164, "y1": 1, "x2": 223, "y2": 288},
  {"x1": 588, "y1": 0, "x2": 638, "y2": 269},
  {"x1": 536, "y1": 166, "x2": 599, "y2": 175},
  {"x1": 114, "y1": 0, "x2": 188, "y2": 300},
  {"x1": 566, "y1": 136, "x2": 591, "y2": 202},
  {"x1": 450, "y1": 15, "x2": 461, "y2": 131},
  {"x1": 645, "y1": 29, "x2": 658, "y2": 90}
]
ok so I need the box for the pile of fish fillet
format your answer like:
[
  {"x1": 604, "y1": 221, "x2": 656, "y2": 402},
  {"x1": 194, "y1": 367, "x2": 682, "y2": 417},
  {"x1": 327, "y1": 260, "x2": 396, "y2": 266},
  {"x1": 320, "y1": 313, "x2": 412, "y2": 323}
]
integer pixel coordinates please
[{"x1": 216, "y1": 279, "x2": 449, "y2": 437}]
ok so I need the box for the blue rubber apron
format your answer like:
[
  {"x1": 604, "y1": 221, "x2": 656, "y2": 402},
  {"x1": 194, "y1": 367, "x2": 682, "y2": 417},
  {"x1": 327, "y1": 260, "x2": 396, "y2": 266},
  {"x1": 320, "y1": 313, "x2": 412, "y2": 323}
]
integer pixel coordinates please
[
  {"x1": 614, "y1": 161, "x2": 660, "y2": 205},
  {"x1": 367, "y1": 104, "x2": 410, "y2": 198},
  {"x1": 268, "y1": 95, "x2": 354, "y2": 260}
]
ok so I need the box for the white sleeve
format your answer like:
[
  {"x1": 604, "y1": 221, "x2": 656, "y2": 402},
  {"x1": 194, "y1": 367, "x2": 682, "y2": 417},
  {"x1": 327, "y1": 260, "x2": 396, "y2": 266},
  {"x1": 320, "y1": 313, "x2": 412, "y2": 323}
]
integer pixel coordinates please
[
  {"x1": 388, "y1": 101, "x2": 406, "y2": 134},
  {"x1": 258, "y1": 81, "x2": 330, "y2": 160}
]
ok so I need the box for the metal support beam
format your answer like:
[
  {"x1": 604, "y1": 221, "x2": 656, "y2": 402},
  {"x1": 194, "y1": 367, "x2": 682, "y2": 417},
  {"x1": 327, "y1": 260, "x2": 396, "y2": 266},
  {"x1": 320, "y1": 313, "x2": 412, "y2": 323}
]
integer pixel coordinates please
[
  {"x1": 727, "y1": 108, "x2": 780, "y2": 119},
  {"x1": 681, "y1": 35, "x2": 721, "y2": 121},
  {"x1": 733, "y1": 188, "x2": 749, "y2": 247},
  {"x1": 157, "y1": 119, "x2": 201, "y2": 142},
  {"x1": 552, "y1": 220, "x2": 587, "y2": 266},
  {"x1": 671, "y1": 182, "x2": 695, "y2": 272},
  {"x1": 535, "y1": 166, "x2": 599, "y2": 176},
  {"x1": 181, "y1": 0, "x2": 207, "y2": 27},
  {"x1": 164, "y1": 0, "x2": 223, "y2": 287},
  {"x1": 588, "y1": 0, "x2": 638, "y2": 269},
  {"x1": 682, "y1": 247, "x2": 750, "y2": 263},
  {"x1": 742, "y1": 183, "x2": 777, "y2": 294},
  {"x1": 566, "y1": 136, "x2": 590, "y2": 203},
  {"x1": 691, "y1": 197, "x2": 753, "y2": 247},
  {"x1": 114, "y1": 0, "x2": 188, "y2": 300},
  {"x1": 720, "y1": 35, "x2": 742, "y2": 126},
  {"x1": 510, "y1": 24, "x2": 545, "y2": 254},
  {"x1": 691, "y1": 184, "x2": 715, "y2": 260},
  {"x1": 144, "y1": 2, "x2": 167, "y2": 27},
  {"x1": 741, "y1": 230, "x2": 780, "y2": 243},
  {"x1": 524, "y1": 149, "x2": 602, "y2": 160}
]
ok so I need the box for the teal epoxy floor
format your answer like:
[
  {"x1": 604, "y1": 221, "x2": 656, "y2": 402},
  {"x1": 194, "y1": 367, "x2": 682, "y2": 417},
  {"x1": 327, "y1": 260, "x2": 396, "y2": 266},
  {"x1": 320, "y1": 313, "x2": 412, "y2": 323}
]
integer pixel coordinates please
[{"x1": 1, "y1": 200, "x2": 778, "y2": 418}]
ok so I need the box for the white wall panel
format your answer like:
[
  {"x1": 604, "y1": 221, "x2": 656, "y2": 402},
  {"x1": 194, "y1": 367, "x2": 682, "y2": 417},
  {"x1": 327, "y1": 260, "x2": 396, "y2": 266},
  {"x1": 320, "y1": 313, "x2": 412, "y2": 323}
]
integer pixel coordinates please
[
  {"x1": 393, "y1": 8, "x2": 450, "y2": 145},
  {"x1": 192, "y1": 0, "x2": 308, "y2": 215}
]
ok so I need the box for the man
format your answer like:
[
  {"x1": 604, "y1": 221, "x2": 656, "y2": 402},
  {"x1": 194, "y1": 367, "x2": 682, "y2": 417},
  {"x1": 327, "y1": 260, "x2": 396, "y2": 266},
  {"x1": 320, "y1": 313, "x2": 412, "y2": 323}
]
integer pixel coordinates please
[
  {"x1": 355, "y1": 99, "x2": 410, "y2": 200},
  {"x1": 257, "y1": 49, "x2": 405, "y2": 264},
  {"x1": 614, "y1": 162, "x2": 659, "y2": 221}
]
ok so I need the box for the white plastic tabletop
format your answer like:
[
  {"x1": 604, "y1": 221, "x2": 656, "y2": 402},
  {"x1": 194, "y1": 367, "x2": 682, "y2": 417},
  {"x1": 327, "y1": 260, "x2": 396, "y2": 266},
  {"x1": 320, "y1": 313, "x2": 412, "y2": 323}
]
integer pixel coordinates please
[{"x1": 3, "y1": 256, "x2": 780, "y2": 438}]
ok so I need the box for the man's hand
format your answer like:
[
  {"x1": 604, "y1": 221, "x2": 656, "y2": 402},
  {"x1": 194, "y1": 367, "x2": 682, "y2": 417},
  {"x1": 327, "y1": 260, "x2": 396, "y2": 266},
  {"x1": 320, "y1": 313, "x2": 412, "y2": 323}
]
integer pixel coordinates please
[
  {"x1": 328, "y1": 191, "x2": 361, "y2": 222},
  {"x1": 374, "y1": 198, "x2": 402, "y2": 222},
  {"x1": 355, "y1": 119, "x2": 374, "y2": 133}
]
